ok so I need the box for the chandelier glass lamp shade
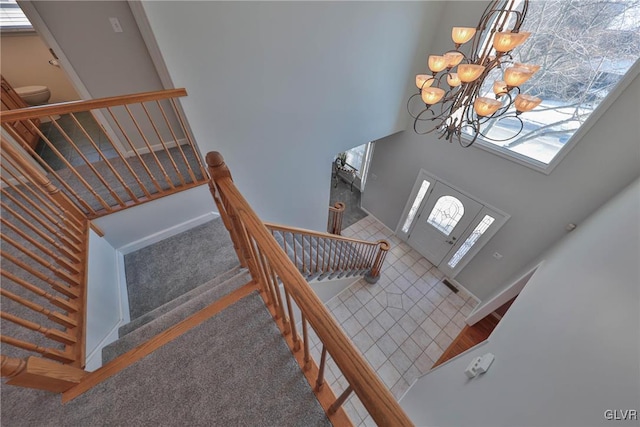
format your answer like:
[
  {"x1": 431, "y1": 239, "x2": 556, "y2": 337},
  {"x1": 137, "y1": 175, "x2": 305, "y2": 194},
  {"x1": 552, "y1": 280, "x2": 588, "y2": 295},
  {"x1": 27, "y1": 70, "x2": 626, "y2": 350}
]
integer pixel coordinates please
[{"x1": 407, "y1": 0, "x2": 542, "y2": 147}]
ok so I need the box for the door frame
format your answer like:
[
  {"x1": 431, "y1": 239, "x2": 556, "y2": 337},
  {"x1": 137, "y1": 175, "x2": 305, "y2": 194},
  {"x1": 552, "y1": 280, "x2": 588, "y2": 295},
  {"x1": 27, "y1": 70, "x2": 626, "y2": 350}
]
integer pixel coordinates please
[{"x1": 396, "y1": 169, "x2": 510, "y2": 278}]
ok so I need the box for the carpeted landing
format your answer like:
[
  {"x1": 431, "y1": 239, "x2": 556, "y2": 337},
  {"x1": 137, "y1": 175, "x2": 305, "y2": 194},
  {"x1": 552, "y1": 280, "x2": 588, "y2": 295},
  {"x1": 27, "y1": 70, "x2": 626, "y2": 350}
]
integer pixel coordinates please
[
  {"x1": 124, "y1": 218, "x2": 240, "y2": 320},
  {"x1": 0, "y1": 292, "x2": 332, "y2": 427}
]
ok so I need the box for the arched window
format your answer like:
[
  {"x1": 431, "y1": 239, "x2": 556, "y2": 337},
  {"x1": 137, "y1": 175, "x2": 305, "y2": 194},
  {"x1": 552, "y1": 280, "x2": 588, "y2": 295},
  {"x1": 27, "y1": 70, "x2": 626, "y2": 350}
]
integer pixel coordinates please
[{"x1": 426, "y1": 196, "x2": 464, "y2": 236}]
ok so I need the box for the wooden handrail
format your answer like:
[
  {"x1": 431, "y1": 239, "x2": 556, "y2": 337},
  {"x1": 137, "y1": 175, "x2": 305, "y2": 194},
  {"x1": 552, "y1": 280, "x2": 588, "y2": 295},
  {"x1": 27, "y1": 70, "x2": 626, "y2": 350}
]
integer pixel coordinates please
[
  {"x1": 0, "y1": 88, "x2": 187, "y2": 122},
  {"x1": 207, "y1": 152, "x2": 413, "y2": 427}
]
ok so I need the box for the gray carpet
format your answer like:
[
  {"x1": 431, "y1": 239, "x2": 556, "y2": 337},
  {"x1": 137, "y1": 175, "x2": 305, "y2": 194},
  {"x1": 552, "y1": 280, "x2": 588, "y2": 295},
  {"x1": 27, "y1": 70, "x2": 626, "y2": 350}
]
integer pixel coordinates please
[
  {"x1": 103, "y1": 269, "x2": 251, "y2": 365},
  {"x1": 0, "y1": 292, "x2": 332, "y2": 427},
  {"x1": 49, "y1": 145, "x2": 206, "y2": 214},
  {"x1": 124, "y1": 218, "x2": 240, "y2": 320}
]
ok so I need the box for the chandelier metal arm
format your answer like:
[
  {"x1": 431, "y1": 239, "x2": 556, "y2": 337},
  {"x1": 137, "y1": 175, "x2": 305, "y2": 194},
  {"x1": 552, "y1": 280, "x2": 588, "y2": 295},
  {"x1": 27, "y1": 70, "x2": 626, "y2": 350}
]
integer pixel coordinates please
[{"x1": 408, "y1": 0, "x2": 539, "y2": 147}]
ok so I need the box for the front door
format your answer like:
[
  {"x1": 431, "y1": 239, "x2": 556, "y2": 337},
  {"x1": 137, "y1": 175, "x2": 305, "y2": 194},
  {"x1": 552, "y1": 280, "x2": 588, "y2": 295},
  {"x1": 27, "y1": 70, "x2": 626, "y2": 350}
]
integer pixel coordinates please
[{"x1": 408, "y1": 181, "x2": 483, "y2": 266}]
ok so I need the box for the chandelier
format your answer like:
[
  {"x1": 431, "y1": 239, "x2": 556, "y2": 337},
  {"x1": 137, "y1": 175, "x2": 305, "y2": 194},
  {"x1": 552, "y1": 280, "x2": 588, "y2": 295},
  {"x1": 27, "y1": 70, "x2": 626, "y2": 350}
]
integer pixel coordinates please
[{"x1": 407, "y1": 0, "x2": 541, "y2": 147}]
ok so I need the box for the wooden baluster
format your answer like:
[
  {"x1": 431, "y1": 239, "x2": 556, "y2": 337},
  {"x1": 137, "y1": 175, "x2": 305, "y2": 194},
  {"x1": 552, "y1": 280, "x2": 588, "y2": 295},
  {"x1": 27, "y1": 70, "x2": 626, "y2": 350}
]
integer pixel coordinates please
[
  {"x1": 106, "y1": 107, "x2": 164, "y2": 193},
  {"x1": 0, "y1": 218, "x2": 81, "y2": 274},
  {"x1": 301, "y1": 313, "x2": 312, "y2": 371},
  {"x1": 1, "y1": 155, "x2": 84, "y2": 235},
  {"x1": 25, "y1": 119, "x2": 112, "y2": 211},
  {"x1": 68, "y1": 112, "x2": 140, "y2": 202},
  {"x1": 140, "y1": 102, "x2": 186, "y2": 186},
  {"x1": 1, "y1": 235, "x2": 80, "y2": 287},
  {"x1": 283, "y1": 287, "x2": 301, "y2": 351},
  {"x1": 124, "y1": 104, "x2": 175, "y2": 190},
  {"x1": 301, "y1": 234, "x2": 307, "y2": 275},
  {"x1": 251, "y1": 239, "x2": 275, "y2": 307},
  {"x1": 169, "y1": 98, "x2": 208, "y2": 180},
  {"x1": 157, "y1": 100, "x2": 197, "y2": 182},
  {"x1": 87, "y1": 110, "x2": 152, "y2": 199},
  {"x1": 322, "y1": 237, "x2": 329, "y2": 274},
  {"x1": 208, "y1": 181, "x2": 245, "y2": 268},
  {"x1": 0, "y1": 269, "x2": 78, "y2": 313},
  {"x1": 0, "y1": 173, "x2": 84, "y2": 248},
  {"x1": 0, "y1": 209, "x2": 80, "y2": 263},
  {"x1": 316, "y1": 346, "x2": 328, "y2": 391},
  {"x1": 0, "y1": 134, "x2": 91, "y2": 219},
  {"x1": 0, "y1": 312, "x2": 77, "y2": 345},
  {"x1": 0, "y1": 289, "x2": 77, "y2": 328},
  {"x1": 48, "y1": 116, "x2": 126, "y2": 209},
  {"x1": 260, "y1": 250, "x2": 290, "y2": 332},
  {"x1": 0, "y1": 336, "x2": 74, "y2": 364},
  {"x1": 329, "y1": 386, "x2": 354, "y2": 415},
  {"x1": 0, "y1": 201, "x2": 82, "y2": 255},
  {"x1": 1, "y1": 355, "x2": 86, "y2": 393},
  {"x1": 0, "y1": 188, "x2": 81, "y2": 246}
]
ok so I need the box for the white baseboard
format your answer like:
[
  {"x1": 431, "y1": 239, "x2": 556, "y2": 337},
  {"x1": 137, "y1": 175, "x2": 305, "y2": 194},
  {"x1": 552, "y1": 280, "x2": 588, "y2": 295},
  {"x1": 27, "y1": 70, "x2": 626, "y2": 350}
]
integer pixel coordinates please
[
  {"x1": 124, "y1": 138, "x2": 188, "y2": 157},
  {"x1": 445, "y1": 277, "x2": 481, "y2": 304},
  {"x1": 359, "y1": 206, "x2": 396, "y2": 235},
  {"x1": 117, "y1": 211, "x2": 219, "y2": 255}
]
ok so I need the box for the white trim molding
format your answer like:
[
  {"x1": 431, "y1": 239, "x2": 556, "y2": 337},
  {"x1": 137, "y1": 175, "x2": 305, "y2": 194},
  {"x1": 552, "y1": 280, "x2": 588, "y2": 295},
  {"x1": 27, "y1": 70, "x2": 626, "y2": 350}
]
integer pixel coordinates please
[{"x1": 117, "y1": 211, "x2": 219, "y2": 255}]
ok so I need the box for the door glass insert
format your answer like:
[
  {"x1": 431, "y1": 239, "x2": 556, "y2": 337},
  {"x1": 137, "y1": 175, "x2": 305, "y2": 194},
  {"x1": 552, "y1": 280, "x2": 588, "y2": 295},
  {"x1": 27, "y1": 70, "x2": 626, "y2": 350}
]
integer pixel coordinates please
[
  {"x1": 427, "y1": 195, "x2": 465, "y2": 236},
  {"x1": 401, "y1": 179, "x2": 431, "y2": 233},
  {"x1": 448, "y1": 215, "x2": 496, "y2": 268}
]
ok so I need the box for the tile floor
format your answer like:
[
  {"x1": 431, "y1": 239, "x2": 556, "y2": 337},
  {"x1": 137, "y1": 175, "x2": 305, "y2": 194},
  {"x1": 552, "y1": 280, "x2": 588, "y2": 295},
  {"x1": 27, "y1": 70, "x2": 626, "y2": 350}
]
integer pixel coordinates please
[{"x1": 309, "y1": 215, "x2": 478, "y2": 426}]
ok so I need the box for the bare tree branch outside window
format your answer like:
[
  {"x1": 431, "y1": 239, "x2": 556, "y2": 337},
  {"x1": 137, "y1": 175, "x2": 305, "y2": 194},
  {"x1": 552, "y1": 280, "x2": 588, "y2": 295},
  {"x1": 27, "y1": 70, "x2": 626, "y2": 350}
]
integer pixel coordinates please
[{"x1": 471, "y1": 0, "x2": 640, "y2": 165}]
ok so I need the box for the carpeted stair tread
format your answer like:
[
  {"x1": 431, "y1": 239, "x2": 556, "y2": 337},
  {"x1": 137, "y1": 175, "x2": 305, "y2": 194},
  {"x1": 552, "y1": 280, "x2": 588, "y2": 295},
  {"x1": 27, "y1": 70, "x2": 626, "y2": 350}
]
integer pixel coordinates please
[
  {"x1": 1, "y1": 292, "x2": 331, "y2": 427},
  {"x1": 103, "y1": 270, "x2": 251, "y2": 365},
  {"x1": 118, "y1": 266, "x2": 243, "y2": 338}
]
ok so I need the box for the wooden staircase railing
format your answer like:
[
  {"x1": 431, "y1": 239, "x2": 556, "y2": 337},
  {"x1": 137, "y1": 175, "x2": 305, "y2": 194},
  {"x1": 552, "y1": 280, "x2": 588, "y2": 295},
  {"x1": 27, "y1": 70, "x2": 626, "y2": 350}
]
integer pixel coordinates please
[
  {"x1": 207, "y1": 151, "x2": 413, "y2": 427},
  {"x1": 1, "y1": 89, "x2": 206, "y2": 393},
  {"x1": 265, "y1": 222, "x2": 389, "y2": 283},
  {"x1": 1, "y1": 138, "x2": 88, "y2": 374},
  {"x1": 0, "y1": 89, "x2": 208, "y2": 220},
  {"x1": 327, "y1": 201, "x2": 345, "y2": 235}
]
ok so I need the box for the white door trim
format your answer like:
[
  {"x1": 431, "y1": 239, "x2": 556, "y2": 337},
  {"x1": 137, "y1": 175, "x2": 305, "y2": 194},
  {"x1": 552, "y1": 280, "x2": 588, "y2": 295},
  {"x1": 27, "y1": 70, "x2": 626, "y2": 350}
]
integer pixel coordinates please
[{"x1": 128, "y1": 1, "x2": 175, "y2": 90}]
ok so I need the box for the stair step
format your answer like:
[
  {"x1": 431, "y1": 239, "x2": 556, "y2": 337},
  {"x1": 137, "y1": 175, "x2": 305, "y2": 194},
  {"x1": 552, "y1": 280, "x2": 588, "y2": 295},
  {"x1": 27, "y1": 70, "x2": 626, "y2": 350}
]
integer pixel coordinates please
[
  {"x1": 102, "y1": 270, "x2": 252, "y2": 365},
  {"x1": 118, "y1": 266, "x2": 242, "y2": 338}
]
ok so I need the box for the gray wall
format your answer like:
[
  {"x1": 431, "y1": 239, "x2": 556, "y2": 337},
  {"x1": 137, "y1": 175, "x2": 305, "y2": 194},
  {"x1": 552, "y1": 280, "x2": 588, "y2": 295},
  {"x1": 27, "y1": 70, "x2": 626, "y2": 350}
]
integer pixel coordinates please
[
  {"x1": 363, "y1": 1, "x2": 640, "y2": 300},
  {"x1": 31, "y1": 1, "x2": 163, "y2": 98},
  {"x1": 400, "y1": 177, "x2": 640, "y2": 427},
  {"x1": 141, "y1": 1, "x2": 445, "y2": 231}
]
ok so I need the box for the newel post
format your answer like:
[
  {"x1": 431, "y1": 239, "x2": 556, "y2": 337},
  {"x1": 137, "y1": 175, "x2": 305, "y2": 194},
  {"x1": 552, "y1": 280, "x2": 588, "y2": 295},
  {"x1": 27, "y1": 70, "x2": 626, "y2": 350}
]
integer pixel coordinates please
[
  {"x1": 206, "y1": 152, "x2": 245, "y2": 268},
  {"x1": 327, "y1": 202, "x2": 345, "y2": 235},
  {"x1": 365, "y1": 240, "x2": 390, "y2": 284}
]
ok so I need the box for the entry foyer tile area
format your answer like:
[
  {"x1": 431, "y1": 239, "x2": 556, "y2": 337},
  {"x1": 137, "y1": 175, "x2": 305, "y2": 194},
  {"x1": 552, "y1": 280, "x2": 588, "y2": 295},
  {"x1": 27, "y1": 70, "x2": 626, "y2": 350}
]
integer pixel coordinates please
[{"x1": 310, "y1": 216, "x2": 478, "y2": 426}]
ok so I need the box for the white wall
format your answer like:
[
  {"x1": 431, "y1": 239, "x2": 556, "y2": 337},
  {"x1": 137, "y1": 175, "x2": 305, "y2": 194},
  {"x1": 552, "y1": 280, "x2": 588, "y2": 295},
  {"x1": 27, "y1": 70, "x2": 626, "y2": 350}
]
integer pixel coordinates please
[
  {"x1": 400, "y1": 178, "x2": 640, "y2": 427},
  {"x1": 362, "y1": 1, "x2": 640, "y2": 300},
  {"x1": 0, "y1": 33, "x2": 80, "y2": 103},
  {"x1": 85, "y1": 230, "x2": 128, "y2": 371},
  {"x1": 92, "y1": 185, "x2": 217, "y2": 251},
  {"x1": 141, "y1": 1, "x2": 445, "y2": 231}
]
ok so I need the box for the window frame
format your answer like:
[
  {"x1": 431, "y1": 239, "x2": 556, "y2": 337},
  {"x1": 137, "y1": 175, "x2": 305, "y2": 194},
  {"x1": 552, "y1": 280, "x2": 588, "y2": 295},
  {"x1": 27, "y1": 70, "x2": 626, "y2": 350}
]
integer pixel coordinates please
[
  {"x1": 0, "y1": 0, "x2": 34, "y2": 33},
  {"x1": 467, "y1": 52, "x2": 640, "y2": 175}
]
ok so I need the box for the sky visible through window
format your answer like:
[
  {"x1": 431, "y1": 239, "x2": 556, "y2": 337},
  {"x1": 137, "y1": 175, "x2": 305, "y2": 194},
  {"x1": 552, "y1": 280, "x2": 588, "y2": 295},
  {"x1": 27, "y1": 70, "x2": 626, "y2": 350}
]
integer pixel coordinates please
[{"x1": 473, "y1": 0, "x2": 640, "y2": 165}]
